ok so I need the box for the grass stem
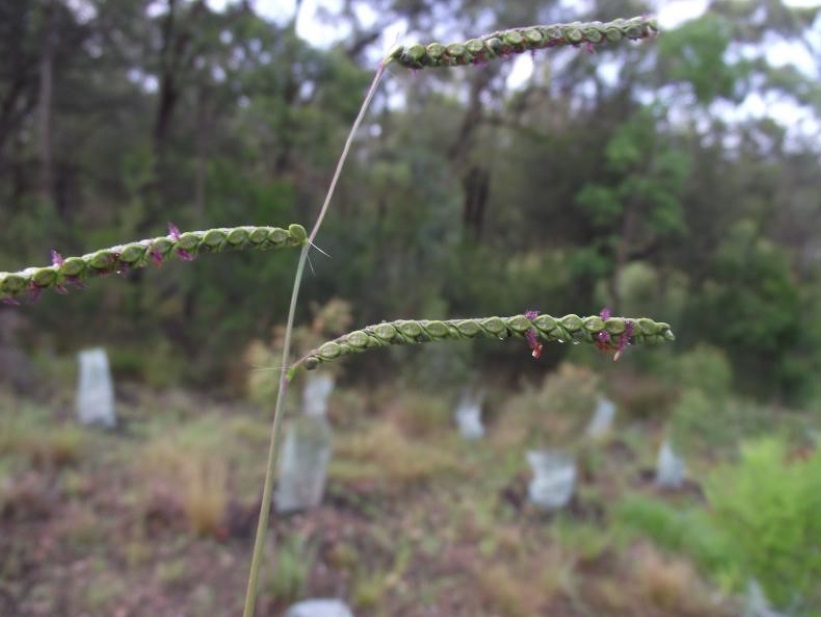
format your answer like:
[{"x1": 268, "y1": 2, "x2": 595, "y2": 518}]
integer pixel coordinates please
[{"x1": 241, "y1": 62, "x2": 387, "y2": 617}]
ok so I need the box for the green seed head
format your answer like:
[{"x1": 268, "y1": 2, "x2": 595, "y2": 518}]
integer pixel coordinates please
[
  {"x1": 455, "y1": 319, "x2": 481, "y2": 337},
  {"x1": 288, "y1": 224, "x2": 307, "y2": 243},
  {"x1": 1, "y1": 224, "x2": 304, "y2": 300},
  {"x1": 508, "y1": 314, "x2": 532, "y2": 333},
  {"x1": 524, "y1": 29, "x2": 543, "y2": 45},
  {"x1": 426, "y1": 43, "x2": 445, "y2": 59},
  {"x1": 293, "y1": 313, "x2": 674, "y2": 375},
  {"x1": 503, "y1": 30, "x2": 524, "y2": 49},
  {"x1": 424, "y1": 320, "x2": 449, "y2": 337},
  {"x1": 387, "y1": 44, "x2": 404, "y2": 61},
  {"x1": 565, "y1": 25, "x2": 584, "y2": 43},
  {"x1": 484, "y1": 37, "x2": 503, "y2": 55},
  {"x1": 583, "y1": 27, "x2": 604, "y2": 44},
  {"x1": 33, "y1": 268, "x2": 57, "y2": 287},
  {"x1": 89, "y1": 251, "x2": 114, "y2": 269},
  {"x1": 389, "y1": 17, "x2": 657, "y2": 71},
  {"x1": 203, "y1": 229, "x2": 227, "y2": 247},
  {"x1": 62, "y1": 257, "x2": 85, "y2": 276},
  {"x1": 583, "y1": 316, "x2": 606, "y2": 332},
  {"x1": 120, "y1": 244, "x2": 146, "y2": 263},
  {"x1": 177, "y1": 232, "x2": 199, "y2": 250},
  {"x1": 401, "y1": 44, "x2": 426, "y2": 68},
  {"x1": 465, "y1": 39, "x2": 484, "y2": 54},
  {"x1": 480, "y1": 317, "x2": 507, "y2": 335},
  {"x1": 1, "y1": 274, "x2": 27, "y2": 293},
  {"x1": 397, "y1": 320, "x2": 423, "y2": 338},
  {"x1": 626, "y1": 25, "x2": 646, "y2": 40},
  {"x1": 373, "y1": 323, "x2": 398, "y2": 341},
  {"x1": 346, "y1": 331, "x2": 370, "y2": 349},
  {"x1": 249, "y1": 228, "x2": 268, "y2": 244},
  {"x1": 227, "y1": 228, "x2": 249, "y2": 245},
  {"x1": 318, "y1": 341, "x2": 342, "y2": 359},
  {"x1": 605, "y1": 318, "x2": 627, "y2": 335},
  {"x1": 559, "y1": 314, "x2": 583, "y2": 331},
  {"x1": 533, "y1": 314, "x2": 557, "y2": 331}
]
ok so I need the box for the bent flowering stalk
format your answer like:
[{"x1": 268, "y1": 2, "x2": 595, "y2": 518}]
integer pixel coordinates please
[
  {"x1": 384, "y1": 16, "x2": 658, "y2": 70},
  {"x1": 0, "y1": 224, "x2": 307, "y2": 302},
  {"x1": 297, "y1": 313, "x2": 674, "y2": 371}
]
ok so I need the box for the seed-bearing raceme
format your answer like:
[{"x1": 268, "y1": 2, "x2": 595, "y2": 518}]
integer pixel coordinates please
[{"x1": 385, "y1": 16, "x2": 658, "y2": 70}]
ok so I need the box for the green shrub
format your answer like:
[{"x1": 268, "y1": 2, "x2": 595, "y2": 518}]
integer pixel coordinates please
[
  {"x1": 670, "y1": 388, "x2": 725, "y2": 452},
  {"x1": 268, "y1": 534, "x2": 315, "y2": 603},
  {"x1": 500, "y1": 363, "x2": 600, "y2": 447},
  {"x1": 675, "y1": 345, "x2": 732, "y2": 399},
  {"x1": 671, "y1": 387, "x2": 713, "y2": 429},
  {"x1": 614, "y1": 494, "x2": 740, "y2": 585},
  {"x1": 541, "y1": 363, "x2": 601, "y2": 416},
  {"x1": 705, "y1": 438, "x2": 821, "y2": 610},
  {"x1": 0, "y1": 408, "x2": 86, "y2": 470},
  {"x1": 686, "y1": 223, "x2": 803, "y2": 402},
  {"x1": 608, "y1": 371, "x2": 678, "y2": 421},
  {"x1": 388, "y1": 392, "x2": 452, "y2": 438}
]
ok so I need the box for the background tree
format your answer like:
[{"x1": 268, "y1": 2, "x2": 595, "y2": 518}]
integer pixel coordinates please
[{"x1": 1, "y1": 0, "x2": 819, "y2": 401}]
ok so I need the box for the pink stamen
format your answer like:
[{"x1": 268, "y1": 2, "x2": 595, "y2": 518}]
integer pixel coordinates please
[
  {"x1": 613, "y1": 320, "x2": 634, "y2": 361},
  {"x1": 168, "y1": 224, "x2": 195, "y2": 260},
  {"x1": 594, "y1": 308, "x2": 633, "y2": 361},
  {"x1": 524, "y1": 309, "x2": 543, "y2": 359},
  {"x1": 26, "y1": 284, "x2": 42, "y2": 303}
]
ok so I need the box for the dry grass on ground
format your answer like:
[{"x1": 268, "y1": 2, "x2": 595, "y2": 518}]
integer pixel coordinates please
[{"x1": 0, "y1": 384, "x2": 760, "y2": 617}]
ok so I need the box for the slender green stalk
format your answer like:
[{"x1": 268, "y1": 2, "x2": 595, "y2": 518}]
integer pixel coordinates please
[
  {"x1": 241, "y1": 62, "x2": 387, "y2": 617},
  {"x1": 241, "y1": 243, "x2": 308, "y2": 617}
]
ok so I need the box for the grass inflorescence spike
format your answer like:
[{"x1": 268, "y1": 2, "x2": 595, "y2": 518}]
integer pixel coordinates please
[
  {"x1": 298, "y1": 313, "x2": 674, "y2": 370},
  {"x1": 0, "y1": 224, "x2": 307, "y2": 302},
  {"x1": 385, "y1": 16, "x2": 658, "y2": 70}
]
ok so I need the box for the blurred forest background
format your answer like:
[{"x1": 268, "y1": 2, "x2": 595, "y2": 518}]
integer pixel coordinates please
[
  {"x1": 2, "y1": 1, "x2": 821, "y2": 616},
  {"x1": 1, "y1": 0, "x2": 819, "y2": 402}
]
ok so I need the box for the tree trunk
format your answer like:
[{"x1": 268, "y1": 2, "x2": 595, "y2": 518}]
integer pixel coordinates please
[
  {"x1": 194, "y1": 83, "x2": 211, "y2": 218},
  {"x1": 462, "y1": 166, "x2": 490, "y2": 240},
  {"x1": 153, "y1": 0, "x2": 179, "y2": 153},
  {"x1": 611, "y1": 200, "x2": 639, "y2": 313},
  {"x1": 38, "y1": 0, "x2": 57, "y2": 204},
  {"x1": 272, "y1": 13, "x2": 301, "y2": 178},
  {"x1": 450, "y1": 69, "x2": 496, "y2": 238}
]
